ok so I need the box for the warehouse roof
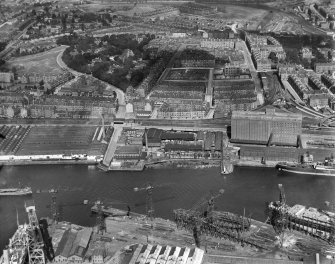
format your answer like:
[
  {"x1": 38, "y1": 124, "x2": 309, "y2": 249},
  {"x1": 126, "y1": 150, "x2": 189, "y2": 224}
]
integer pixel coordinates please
[
  {"x1": 162, "y1": 131, "x2": 195, "y2": 141},
  {"x1": 146, "y1": 128, "x2": 164, "y2": 140},
  {"x1": 232, "y1": 108, "x2": 302, "y2": 122},
  {"x1": 115, "y1": 145, "x2": 142, "y2": 155},
  {"x1": 164, "y1": 144, "x2": 203, "y2": 151},
  {"x1": 78, "y1": 228, "x2": 92, "y2": 249}
]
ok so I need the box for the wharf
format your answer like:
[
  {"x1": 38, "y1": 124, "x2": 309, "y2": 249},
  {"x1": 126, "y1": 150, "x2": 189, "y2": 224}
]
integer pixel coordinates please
[
  {"x1": 91, "y1": 205, "x2": 133, "y2": 217},
  {"x1": 87, "y1": 207, "x2": 333, "y2": 261},
  {"x1": 0, "y1": 159, "x2": 99, "y2": 166}
]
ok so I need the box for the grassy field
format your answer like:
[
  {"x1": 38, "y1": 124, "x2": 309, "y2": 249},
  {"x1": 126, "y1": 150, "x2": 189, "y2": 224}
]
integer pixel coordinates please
[
  {"x1": 6, "y1": 46, "x2": 66, "y2": 76},
  {"x1": 216, "y1": 5, "x2": 269, "y2": 21}
]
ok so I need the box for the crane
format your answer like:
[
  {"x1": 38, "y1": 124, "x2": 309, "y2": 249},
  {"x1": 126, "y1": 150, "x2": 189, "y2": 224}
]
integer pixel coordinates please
[
  {"x1": 266, "y1": 184, "x2": 289, "y2": 247},
  {"x1": 175, "y1": 189, "x2": 251, "y2": 248},
  {"x1": 175, "y1": 188, "x2": 239, "y2": 248},
  {"x1": 134, "y1": 182, "x2": 173, "y2": 221},
  {"x1": 46, "y1": 190, "x2": 126, "y2": 234},
  {"x1": 134, "y1": 183, "x2": 155, "y2": 221}
]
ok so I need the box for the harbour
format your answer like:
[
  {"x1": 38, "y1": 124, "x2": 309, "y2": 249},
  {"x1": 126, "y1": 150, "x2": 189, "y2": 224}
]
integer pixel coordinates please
[{"x1": 1, "y1": 164, "x2": 335, "y2": 255}]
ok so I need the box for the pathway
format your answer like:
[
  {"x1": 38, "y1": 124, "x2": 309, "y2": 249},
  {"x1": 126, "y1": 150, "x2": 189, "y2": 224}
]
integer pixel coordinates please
[{"x1": 103, "y1": 125, "x2": 123, "y2": 167}]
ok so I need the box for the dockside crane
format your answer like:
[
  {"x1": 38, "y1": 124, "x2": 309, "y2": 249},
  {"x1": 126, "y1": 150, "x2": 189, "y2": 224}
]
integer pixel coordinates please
[
  {"x1": 134, "y1": 183, "x2": 174, "y2": 221},
  {"x1": 134, "y1": 183, "x2": 154, "y2": 221},
  {"x1": 174, "y1": 189, "x2": 250, "y2": 248},
  {"x1": 46, "y1": 189, "x2": 126, "y2": 235},
  {"x1": 49, "y1": 189, "x2": 59, "y2": 223},
  {"x1": 25, "y1": 200, "x2": 46, "y2": 264},
  {"x1": 266, "y1": 184, "x2": 289, "y2": 247}
]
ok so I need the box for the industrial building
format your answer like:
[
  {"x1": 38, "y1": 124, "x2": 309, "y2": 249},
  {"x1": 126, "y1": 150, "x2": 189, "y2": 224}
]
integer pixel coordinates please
[{"x1": 231, "y1": 108, "x2": 302, "y2": 146}]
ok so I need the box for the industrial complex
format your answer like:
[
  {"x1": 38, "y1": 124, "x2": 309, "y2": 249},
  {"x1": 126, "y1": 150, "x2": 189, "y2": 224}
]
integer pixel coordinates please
[{"x1": 1, "y1": 0, "x2": 335, "y2": 263}]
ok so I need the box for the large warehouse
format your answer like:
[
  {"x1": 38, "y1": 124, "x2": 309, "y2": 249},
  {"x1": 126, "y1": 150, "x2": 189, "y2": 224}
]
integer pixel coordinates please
[{"x1": 231, "y1": 108, "x2": 302, "y2": 146}]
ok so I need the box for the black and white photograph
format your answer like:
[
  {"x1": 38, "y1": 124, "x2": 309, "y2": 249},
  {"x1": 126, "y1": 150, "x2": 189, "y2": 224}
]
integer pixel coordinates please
[{"x1": 0, "y1": 0, "x2": 335, "y2": 263}]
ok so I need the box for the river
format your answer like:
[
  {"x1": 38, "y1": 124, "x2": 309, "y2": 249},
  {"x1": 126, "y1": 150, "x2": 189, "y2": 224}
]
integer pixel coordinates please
[{"x1": 0, "y1": 164, "x2": 334, "y2": 251}]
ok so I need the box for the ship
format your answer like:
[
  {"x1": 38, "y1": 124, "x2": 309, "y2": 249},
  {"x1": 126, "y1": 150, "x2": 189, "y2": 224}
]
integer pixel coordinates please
[
  {"x1": 276, "y1": 153, "x2": 335, "y2": 176},
  {"x1": 267, "y1": 184, "x2": 335, "y2": 243},
  {"x1": 267, "y1": 201, "x2": 335, "y2": 241},
  {"x1": 0, "y1": 187, "x2": 32, "y2": 196}
]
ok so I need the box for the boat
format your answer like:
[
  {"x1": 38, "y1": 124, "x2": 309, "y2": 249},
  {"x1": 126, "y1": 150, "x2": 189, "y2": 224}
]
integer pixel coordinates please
[
  {"x1": 0, "y1": 187, "x2": 33, "y2": 196},
  {"x1": 276, "y1": 153, "x2": 335, "y2": 176},
  {"x1": 221, "y1": 161, "x2": 234, "y2": 174}
]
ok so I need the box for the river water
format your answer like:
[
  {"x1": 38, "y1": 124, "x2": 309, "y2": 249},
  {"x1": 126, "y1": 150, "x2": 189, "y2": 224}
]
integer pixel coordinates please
[{"x1": 0, "y1": 164, "x2": 334, "y2": 251}]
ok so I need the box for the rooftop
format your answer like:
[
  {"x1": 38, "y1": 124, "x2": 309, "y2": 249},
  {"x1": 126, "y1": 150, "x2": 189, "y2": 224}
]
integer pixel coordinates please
[{"x1": 232, "y1": 109, "x2": 302, "y2": 122}]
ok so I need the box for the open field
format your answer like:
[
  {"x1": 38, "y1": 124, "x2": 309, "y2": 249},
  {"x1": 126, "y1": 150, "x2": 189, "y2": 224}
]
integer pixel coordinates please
[
  {"x1": 16, "y1": 126, "x2": 107, "y2": 156},
  {"x1": 116, "y1": 5, "x2": 157, "y2": 16},
  {"x1": 216, "y1": 4, "x2": 269, "y2": 21},
  {"x1": 6, "y1": 46, "x2": 66, "y2": 76}
]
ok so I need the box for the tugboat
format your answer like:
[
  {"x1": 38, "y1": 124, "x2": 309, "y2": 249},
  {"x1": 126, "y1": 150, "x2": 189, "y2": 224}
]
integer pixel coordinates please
[
  {"x1": 0, "y1": 187, "x2": 33, "y2": 196},
  {"x1": 221, "y1": 160, "x2": 234, "y2": 174},
  {"x1": 276, "y1": 152, "x2": 335, "y2": 176}
]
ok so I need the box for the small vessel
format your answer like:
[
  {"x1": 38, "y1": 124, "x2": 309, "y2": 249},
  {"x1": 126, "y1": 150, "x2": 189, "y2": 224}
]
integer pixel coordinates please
[
  {"x1": 276, "y1": 153, "x2": 335, "y2": 176},
  {"x1": 0, "y1": 187, "x2": 33, "y2": 196},
  {"x1": 221, "y1": 160, "x2": 234, "y2": 174}
]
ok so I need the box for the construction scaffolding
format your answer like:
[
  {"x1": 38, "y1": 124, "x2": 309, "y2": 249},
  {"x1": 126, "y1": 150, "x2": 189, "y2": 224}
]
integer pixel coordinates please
[
  {"x1": 25, "y1": 201, "x2": 46, "y2": 264},
  {"x1": 267, "y1": 184, "x2": 335, "y2": 244},
  {"x1": 174, "y1": 189, "x2": 251, "y2": 247}
]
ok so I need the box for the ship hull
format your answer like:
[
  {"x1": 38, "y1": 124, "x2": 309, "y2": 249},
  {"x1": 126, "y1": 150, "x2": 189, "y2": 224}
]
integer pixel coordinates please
[
  {"x1": 0, "y1": 188, "x2": 32, "y2": 196},
  {"x1": 276, "y1": 163, "x2": 335, "y2": 176},
  {"x1": 0, "y1": 192, "x2": 32, "y2": 196}
]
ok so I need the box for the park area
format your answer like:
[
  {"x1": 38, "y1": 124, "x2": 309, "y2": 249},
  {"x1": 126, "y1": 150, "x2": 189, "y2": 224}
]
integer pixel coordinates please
[
  {"x1": 6, "y1": 45, "x2": 66, "y2": 76},
  {"x1": 16, "y1": 126, "x2": 107, "y2": 156},
  {"x1": 165, "y1": 68, "x2": 210, "y2": 81}
]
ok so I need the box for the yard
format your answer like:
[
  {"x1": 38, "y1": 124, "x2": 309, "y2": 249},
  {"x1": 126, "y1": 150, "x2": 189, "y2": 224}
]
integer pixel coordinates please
[
  {"x1": 16, "y1": 126, "x2": 107, "y2": 156},
  {"x1": 165, "y1": 68, "x2": 210, "y2": 81}
]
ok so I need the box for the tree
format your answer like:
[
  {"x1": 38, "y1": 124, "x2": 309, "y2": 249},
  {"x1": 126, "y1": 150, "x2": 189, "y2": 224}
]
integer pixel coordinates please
[
  {"x1": 12, "y1": 67, "x2": 18, "y2": 80},
  {"x1": 39, "y1": 80, "x2": 44, "y2": 90},
  {"x1": 269, "y1": 52, "x2": 278, "y2": 64}
]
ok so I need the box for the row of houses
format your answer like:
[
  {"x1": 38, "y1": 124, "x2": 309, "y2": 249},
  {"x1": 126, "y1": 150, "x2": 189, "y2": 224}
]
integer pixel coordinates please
[
  {"x1": 0, "y1": 92, "x2": 117, "y2": 118},
  {"x1": 246, "y1": 34, "x2": 285, "y2": 71},
  {"x1": 200, "y1": 39, "x2": 243, "y2": 50}
]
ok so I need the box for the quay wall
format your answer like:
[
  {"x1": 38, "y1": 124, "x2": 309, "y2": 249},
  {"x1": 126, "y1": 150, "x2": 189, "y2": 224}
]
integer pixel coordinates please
[{"x1": 0, "y1": 154, "x2": 101, "y2": 165}]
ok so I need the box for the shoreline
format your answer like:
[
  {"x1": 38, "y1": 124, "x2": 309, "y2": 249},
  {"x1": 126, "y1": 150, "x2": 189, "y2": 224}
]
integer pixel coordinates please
[
  {"x1": 0, "y1": 157, "x2": 279, "y2": 169},
  {"x1": 0, "y1": 159, "x2": 99, "y2": 166}
]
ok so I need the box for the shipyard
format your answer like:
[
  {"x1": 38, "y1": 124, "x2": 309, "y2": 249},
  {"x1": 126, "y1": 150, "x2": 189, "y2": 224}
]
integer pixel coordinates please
[
  {"x1": 2, "y1": 0, "x2": 335, "y2": 263},
  {"x1": 1, "y1": 181, "x2": 335, "y2": 264}
]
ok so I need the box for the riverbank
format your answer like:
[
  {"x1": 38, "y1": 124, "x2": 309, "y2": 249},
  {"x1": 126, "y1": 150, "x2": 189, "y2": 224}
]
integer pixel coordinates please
[
  {"x1": 145, "y1": 159, "x2": 221, "y2": 169},
  {"x1": 0, "y1": 157, "x2": 278, "y2": 169},
  {"x1": 0, "y1": 159, "x2": 99, "y2": 166}
]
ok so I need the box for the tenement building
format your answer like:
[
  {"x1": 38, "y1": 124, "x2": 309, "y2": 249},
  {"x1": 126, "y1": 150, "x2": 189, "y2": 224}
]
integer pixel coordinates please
[{"x1": 231, "y1": 108, "x2": 302, "y2": 146}]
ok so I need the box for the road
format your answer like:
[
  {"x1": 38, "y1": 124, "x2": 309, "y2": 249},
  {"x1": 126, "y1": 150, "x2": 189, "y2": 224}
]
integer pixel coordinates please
[
  {"x1": 126, "y1": 123, "x2": 227, "y2": 132},
  {"x1": 7, "y1": 45, "x2": 66, "y2": 63},
  {"x1": 56, "y1": 46, "x2": 83, "y2": 76},
  {"x1": 102, "y1": 125, "x2": 123, "y2": 167},
  {"x1": 281, "y1": 79, "x2": 304, "y2": 104},
  {"x1": 239, "y1": 40, "x2": 256, "y2": 73},
  {"x1": 55, "y1": 47, "x2": 126, "y2": 117}
]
